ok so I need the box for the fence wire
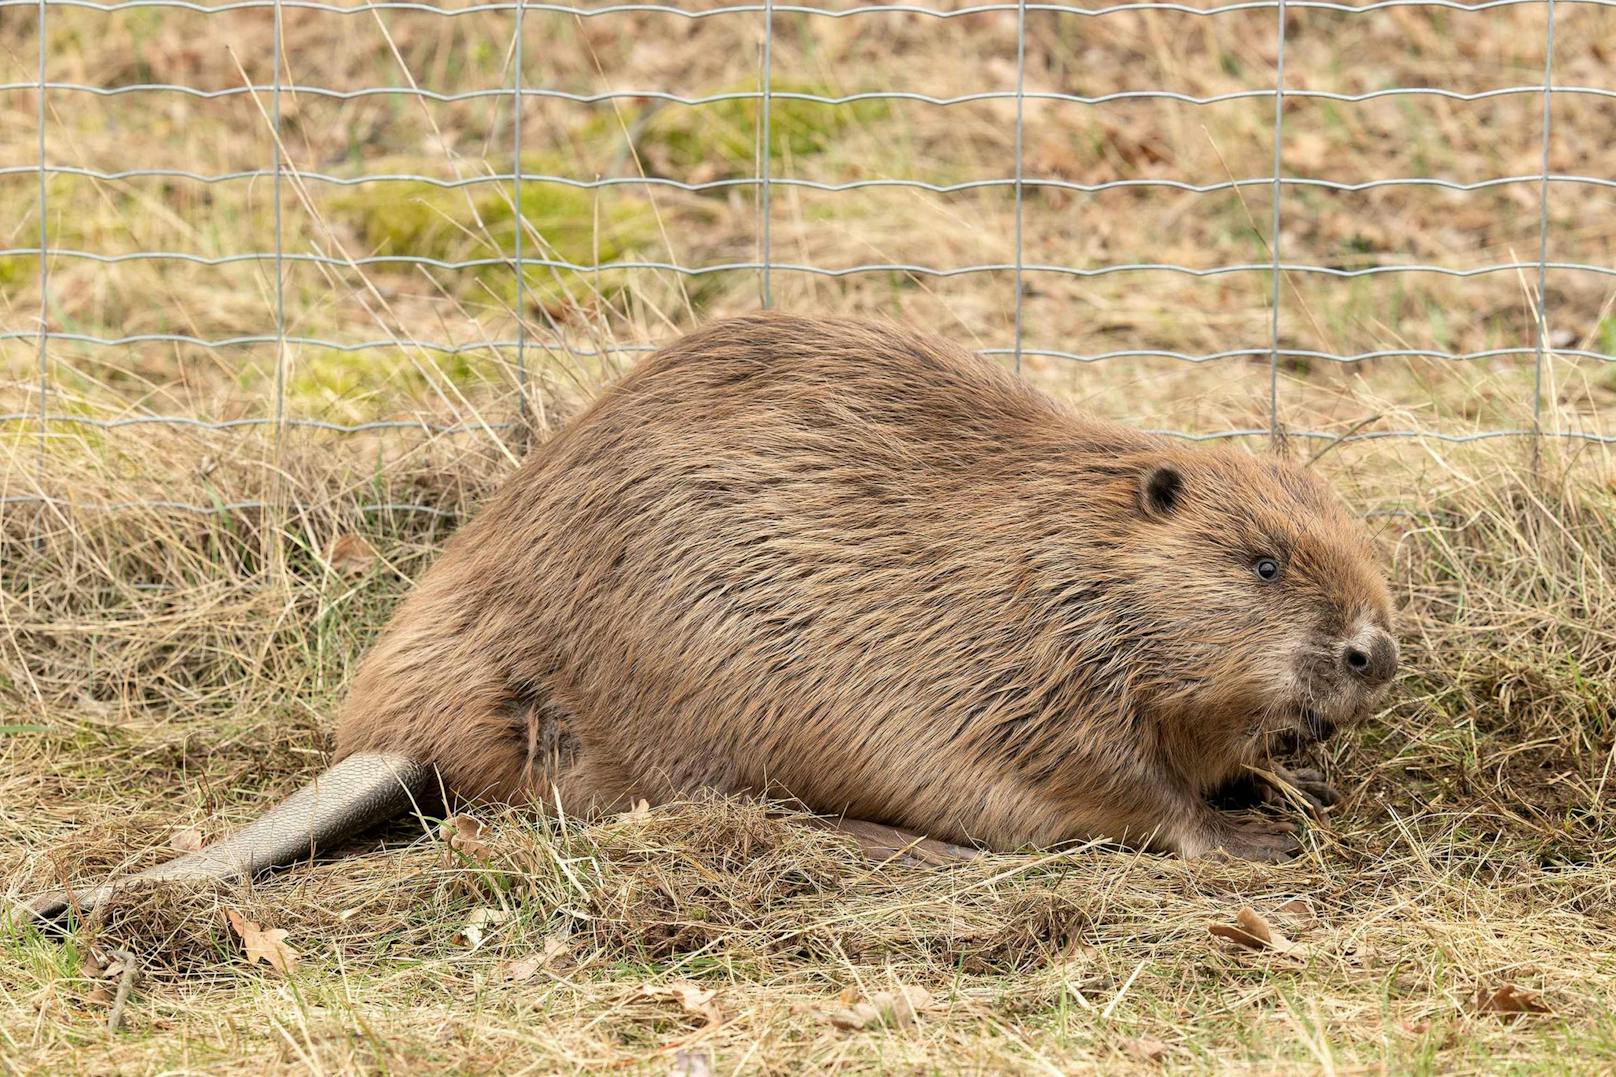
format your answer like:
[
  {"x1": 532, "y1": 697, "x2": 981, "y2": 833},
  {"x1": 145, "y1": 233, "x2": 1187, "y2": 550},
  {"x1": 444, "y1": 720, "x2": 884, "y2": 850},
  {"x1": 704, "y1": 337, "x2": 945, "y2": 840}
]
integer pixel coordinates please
[{"x1": 5, "y1": 0, "x2": 1616, "y2": 520}]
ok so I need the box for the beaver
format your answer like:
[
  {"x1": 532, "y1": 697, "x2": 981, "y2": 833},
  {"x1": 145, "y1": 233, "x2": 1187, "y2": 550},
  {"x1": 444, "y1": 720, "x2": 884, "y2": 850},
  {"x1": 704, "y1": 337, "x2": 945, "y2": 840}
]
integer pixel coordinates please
[{"x1": 29, "y1": 314, "x2": 1398, "y2": 921}]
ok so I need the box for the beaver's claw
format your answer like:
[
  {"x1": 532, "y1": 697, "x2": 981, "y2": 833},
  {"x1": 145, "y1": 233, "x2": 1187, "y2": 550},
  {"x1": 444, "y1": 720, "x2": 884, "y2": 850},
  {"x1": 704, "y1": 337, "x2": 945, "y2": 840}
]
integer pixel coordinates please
[{"x1": 1258, "y1": 765, "x2": 1340, "y2": 817}]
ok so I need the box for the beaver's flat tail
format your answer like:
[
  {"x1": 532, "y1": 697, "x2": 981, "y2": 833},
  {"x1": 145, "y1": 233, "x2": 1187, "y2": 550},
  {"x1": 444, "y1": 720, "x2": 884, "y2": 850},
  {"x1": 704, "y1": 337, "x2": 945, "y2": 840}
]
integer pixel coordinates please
[{"x1": 26, "y1": 752, "x2": 434, "y2": 926}]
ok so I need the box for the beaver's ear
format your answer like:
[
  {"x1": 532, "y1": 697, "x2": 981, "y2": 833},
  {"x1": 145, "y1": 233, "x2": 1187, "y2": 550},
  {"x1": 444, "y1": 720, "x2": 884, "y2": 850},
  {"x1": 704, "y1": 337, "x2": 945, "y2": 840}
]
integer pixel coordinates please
[{"x1": 1138, "y1": 463, "x2": 1183, "y2": 519}]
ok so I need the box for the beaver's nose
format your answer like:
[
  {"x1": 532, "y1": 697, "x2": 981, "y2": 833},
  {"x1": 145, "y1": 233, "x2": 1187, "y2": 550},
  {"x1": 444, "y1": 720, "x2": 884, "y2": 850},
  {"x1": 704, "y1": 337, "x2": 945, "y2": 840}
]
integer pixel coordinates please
[{"x1": 1341, "y1": 627, "x2": 1398, "y2": 688}]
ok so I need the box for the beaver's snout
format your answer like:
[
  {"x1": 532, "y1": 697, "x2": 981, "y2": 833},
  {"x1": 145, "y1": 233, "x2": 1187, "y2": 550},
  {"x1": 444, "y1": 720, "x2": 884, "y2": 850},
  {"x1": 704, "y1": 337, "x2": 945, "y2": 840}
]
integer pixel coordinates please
[
  {"x1": 1339, "y1": 626, "x2": 1398, "y2": 689},
  {"x1": 1291, "y1": 624, "x2": 1396, "y2": 744}
]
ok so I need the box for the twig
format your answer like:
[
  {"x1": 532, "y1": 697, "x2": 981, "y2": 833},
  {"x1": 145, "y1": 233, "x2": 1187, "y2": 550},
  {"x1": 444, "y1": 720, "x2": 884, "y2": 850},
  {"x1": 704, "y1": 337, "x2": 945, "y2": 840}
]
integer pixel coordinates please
[
  {"x1": 1307, "y1": 413, "x2": 1383, "y2": 466},
  {"x1": 106, "y1": 949, "x2": 139, "y2": 1032}
]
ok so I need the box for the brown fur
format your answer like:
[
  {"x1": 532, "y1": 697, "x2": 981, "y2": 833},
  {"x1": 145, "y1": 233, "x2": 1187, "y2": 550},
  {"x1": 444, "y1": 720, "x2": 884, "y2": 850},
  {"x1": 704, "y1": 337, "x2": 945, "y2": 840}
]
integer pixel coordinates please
[{"x1": 334, "y1": 314, "x2": 1397, "y2": 858}]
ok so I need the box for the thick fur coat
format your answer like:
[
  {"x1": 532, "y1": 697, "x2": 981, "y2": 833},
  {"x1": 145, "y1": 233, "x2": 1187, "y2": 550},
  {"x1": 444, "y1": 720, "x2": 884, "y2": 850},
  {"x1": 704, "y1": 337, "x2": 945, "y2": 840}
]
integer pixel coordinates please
[{"x1": 335, "y1": 314, "x2": 1396, "y2": 857}]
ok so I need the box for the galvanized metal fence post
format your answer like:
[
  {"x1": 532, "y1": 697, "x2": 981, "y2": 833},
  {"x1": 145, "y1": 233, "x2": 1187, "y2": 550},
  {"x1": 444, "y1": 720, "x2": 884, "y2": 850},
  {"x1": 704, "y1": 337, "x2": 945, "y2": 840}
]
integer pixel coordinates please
[
  {"x1": 1011, "y1": 0, "x2": 1027, "y2": 373},
  {"x1": 272, "y1": 0, "x2": 287, "y2": 463},
  {"x1": 1267, "y1": 0, "x2": 1288, "y2": 446},
  {"x1": 513, "y1": 0, "x2": 529, "y2": 422},
  {"x1": 1533, "y1": 0, "x2": 1558, "y2": 459},
  {"x1": 759, "y1": 0, "x2": 775, "y2": 310},
  {"x1": 34, "y1": 0, "x2": 49, "y2": 481}
]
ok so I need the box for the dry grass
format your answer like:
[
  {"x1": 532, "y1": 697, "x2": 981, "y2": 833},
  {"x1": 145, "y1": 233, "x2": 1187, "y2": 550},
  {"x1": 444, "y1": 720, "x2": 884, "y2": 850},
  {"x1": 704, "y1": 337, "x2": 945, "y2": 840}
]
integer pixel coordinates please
[
  {"x1": 4, "y1": 422, "x2": 1615, "y2": 1073},
  {"x1": 4, "y1": 2, "x2": 1616, "y2": 1074}
]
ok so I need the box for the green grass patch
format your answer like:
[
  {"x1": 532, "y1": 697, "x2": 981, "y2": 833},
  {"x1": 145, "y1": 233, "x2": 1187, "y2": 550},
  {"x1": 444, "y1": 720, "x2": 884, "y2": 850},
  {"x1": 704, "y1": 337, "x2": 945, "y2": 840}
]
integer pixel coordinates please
[
  {"x1": 283, "y1": 347, "x2": 482, "y2": 421},
  {"x1": 336, "y1": 167, "x2": 658, "y2": 304},
  {"x1": 631, "y1": 83, "x2": 891, "y2": 176},
  {"x1": 0, "y1": 254, "x2": 34, "y2": 288}
]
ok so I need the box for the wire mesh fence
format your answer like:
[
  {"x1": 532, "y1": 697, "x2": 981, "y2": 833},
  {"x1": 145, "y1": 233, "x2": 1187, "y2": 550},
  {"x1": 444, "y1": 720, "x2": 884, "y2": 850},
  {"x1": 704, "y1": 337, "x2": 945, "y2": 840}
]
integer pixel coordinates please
[{"x1": 3, "y1": 0, "x2": 1615, "y2": 518}]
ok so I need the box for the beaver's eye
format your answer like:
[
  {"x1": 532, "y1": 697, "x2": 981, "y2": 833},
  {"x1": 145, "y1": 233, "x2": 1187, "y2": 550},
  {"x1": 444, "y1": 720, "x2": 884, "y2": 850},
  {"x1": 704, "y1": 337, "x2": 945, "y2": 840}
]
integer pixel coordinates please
[{"x1": 1253, "y1": 557, "x2": 1281, "y2": 581}]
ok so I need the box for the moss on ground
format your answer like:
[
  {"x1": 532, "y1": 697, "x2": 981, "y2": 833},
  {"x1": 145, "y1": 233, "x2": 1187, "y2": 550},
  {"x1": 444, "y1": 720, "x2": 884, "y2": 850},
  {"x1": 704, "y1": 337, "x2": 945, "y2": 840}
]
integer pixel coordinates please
[
  {"x1": 335, "y1": 164, "x2": 658, "y2": 307},
  {"x1": 632, "y1": 84, "x2": 891, "y2": 175}
]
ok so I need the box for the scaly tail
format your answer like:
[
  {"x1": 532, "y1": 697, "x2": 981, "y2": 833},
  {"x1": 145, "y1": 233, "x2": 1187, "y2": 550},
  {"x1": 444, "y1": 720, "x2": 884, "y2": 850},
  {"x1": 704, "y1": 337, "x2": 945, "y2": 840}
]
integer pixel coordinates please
[{"x1": 25, "y1": 752, "x2": 434, "y2": 926}]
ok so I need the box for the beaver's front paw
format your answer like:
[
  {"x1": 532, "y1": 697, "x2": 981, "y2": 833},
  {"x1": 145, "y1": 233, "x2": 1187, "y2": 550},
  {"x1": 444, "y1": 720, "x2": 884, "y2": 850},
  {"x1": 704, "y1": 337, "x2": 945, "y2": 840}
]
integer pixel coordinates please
[
  {"x1": 1216, "y1": 765, "x2": 1341, "y2": 818},
  {"x1": 1269, "y1": 766, "x2": 1339, "y2": 813},
  {"x1": 1206, "y1": 812, "x2": 1302, "y2": 863}
]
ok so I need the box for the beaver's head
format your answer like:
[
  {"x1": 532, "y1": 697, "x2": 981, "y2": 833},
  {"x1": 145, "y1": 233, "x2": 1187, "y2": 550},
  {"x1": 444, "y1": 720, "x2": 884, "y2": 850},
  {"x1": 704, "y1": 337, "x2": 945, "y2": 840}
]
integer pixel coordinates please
[{"x1": 1117, "y1": 447, "x2": 1398, "y2": 759}]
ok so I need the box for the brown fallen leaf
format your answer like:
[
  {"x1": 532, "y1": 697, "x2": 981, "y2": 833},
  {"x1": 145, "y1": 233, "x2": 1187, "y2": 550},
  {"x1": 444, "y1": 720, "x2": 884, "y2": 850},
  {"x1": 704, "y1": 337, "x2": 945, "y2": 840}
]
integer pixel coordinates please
[
  {"x1": 326, "y1": 533, "x2": 378, "y2": 576},
  {"x1": 80, "y1": 949, "x2": 109, "y2": 979},
  {"x1": 169, "y1": 826, "x2": 205, "y2": 853},
  {"x1": 642, "y1": 979, "x2": 722, "y2": 1026},
  {"x1": 442, "y1": 815, "x2": 492, "y2": 861},
  {"x1": 1474, "y1": 983, "x2": 1551, "y2": 1018},
  {"x1": 81, "y1": 945, "x2": 140, "y2": 1027},
  {"x1": 225, "y1": 909, "x2": 300, "y2": 974},
  {"x1": 1209, "y1": 906, "x2": 1311, "y2": 957},
  {"x1": 502, "y1": 934, "x2": 575, "y2": 982},
  {"x1": 1271, "y1": 897, "x2": 1315, "y2": 926},
  {"x1": 824, "y1": 985, "x2": 934, "y2": 1030},
  {"x1": 82, "y1": 947, "x2": 135, "y2": 981},
  {"x1": 502, "y1": 954, "x2": 545, "y2": 982},
  {"x1": 620, "y1": 797, "x2": 652, "y2": 825}
]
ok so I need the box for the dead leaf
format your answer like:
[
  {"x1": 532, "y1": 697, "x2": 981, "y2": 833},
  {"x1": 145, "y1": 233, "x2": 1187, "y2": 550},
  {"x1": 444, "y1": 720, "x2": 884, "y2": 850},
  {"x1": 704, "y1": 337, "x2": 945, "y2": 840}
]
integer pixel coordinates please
[
  {"x1": 87, "y1": 949, "x2": 136, "y2": 980},
  {"x1": 502, "y1": 954, "x2": 542, "y2": 981},
  {"x1": 1474, "y1": 983, "x2": 1551, "y2": 1018},
  {"x1": 824, "y1": 985, "x2": 934, "y2": 1030},
  {"x1": 642, "y1": 979, "x2": 722, "y2": 1026},
  {"x1": 621, "y1": 798, "x2": 652, "y2": 825},
  {"x1": 467, "y1": 907, "x2": 512, "y2": 927},
  {"x1": 89, "y1": 947, "x2": 141, "y2": 1031},
  {"x1": 1338, "y1": 939, "x2": 1380, "y2": 968},
  {"x1": 169, "y1": 826, "x2": 205, "y2": 853},
  {"x1": 80, "y1": 945, "x2": 140, "y2": 1027},
  {"x1": 225, "y1": 909, "x2": 300, "y2": 974},
  {"x1": 1209, "y1": 906, "x2": 1311, "y2": 957},
  {"x1": 442, "y1": 815, "x2": 492, "y2": 861},
  {"x1": 453, "y1": 906, "x2": 513, "y2": 949},
  {"x1": 1123, "y1": 1036, "x2": 1170, "y2": 1063},
  {"x1": 502, "y1": 934, "x2": 575, "y2": 981},
  {"x1": 1271, "y1": 897, "x2": 1316, "y2": 927},
  {"x1": 326, "y1": 533, "x2": 378, "y2": 576},
  {"x1": 80, "y1": 950, "x2": 109, "y2": 978}
]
